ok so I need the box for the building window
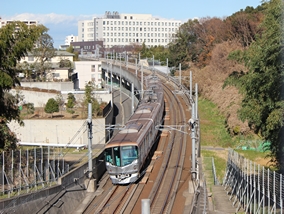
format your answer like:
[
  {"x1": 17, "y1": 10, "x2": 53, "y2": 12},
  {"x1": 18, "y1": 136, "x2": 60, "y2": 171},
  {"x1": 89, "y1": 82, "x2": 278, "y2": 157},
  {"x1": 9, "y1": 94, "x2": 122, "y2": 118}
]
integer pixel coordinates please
[
  {"x1": 28, "y1": 56, "x2": 34, "y2": 61},
  {"x1": 103, "y1": 21, "x2": 105, "y2": 25},
  {"x1": 130, "y1": 16, "x2": 133, "y2": 19},
  {"x1": 91, "y1": 65, "x2": 96, "y2": 72}
]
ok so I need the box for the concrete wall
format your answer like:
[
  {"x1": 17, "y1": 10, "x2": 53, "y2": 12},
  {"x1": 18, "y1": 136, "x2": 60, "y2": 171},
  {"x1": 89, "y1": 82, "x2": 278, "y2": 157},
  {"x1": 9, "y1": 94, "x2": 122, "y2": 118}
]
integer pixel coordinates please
[
  {"x1": 102, "y1": 62, "x2": 142, "y2": 92},
  {"x1": 21, "y1": 82, "x2": 74, "y2": 91},
  {"x1": 9, "y1": 118, "x2": 106, "y2": 146}
]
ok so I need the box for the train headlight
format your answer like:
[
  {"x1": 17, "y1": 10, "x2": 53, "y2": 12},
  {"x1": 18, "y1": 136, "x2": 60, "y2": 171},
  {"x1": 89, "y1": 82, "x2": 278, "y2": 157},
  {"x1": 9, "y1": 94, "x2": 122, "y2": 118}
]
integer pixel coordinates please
[{"x1": 133, "y1": 159, "x2": 138, "y2": 170}]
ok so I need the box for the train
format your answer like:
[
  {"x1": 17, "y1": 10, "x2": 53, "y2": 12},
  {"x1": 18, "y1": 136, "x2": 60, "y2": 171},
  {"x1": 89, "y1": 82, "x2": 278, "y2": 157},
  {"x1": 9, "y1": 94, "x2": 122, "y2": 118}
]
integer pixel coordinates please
[{"x1": 104, "y1": 74, "x2": 165, "y2": 184}]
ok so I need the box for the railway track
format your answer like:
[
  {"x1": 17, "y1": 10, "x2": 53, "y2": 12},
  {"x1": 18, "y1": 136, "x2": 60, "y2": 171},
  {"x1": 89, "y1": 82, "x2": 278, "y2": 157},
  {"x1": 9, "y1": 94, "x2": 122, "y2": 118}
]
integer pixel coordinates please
[
  {"x1": 148, "y1": 81, "x2": 188, "y2": 214},
  {"x1": 82, "y1": 62, "x2": 193, "y2": 214}
]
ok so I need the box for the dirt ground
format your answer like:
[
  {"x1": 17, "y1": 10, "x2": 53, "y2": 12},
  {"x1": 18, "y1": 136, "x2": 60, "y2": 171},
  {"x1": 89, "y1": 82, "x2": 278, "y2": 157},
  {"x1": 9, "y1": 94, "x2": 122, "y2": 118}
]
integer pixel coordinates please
[{"x1": 21, "y1": 107, "x2": 89, "y2": 119}]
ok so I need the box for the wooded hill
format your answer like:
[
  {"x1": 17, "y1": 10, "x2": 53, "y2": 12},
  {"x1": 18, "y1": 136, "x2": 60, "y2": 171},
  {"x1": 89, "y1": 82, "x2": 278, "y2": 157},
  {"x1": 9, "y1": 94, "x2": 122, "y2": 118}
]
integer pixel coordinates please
[{"x1": 138, "y1": 0, "x2": 284, "y2": 171}]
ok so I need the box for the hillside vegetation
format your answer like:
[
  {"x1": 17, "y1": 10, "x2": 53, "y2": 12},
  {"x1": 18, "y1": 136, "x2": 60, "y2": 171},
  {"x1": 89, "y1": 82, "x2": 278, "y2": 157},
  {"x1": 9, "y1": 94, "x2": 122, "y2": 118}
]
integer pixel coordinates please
[{"x1": 136, "y1": 0, "x2": 284, "y2": 171}]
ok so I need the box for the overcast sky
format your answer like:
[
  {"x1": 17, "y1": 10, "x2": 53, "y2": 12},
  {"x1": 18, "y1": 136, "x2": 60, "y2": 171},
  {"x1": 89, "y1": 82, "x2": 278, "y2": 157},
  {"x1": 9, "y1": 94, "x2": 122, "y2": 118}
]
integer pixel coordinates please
[{"x1": 1, "y1": 0, "x2": 263, "y2": 48}]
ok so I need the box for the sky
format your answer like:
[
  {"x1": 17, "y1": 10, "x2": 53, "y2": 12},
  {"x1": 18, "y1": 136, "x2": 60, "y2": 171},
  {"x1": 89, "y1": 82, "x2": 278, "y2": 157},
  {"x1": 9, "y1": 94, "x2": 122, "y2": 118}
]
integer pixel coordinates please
[{"x1": 1, "y1": 0, "x2": 263, "y2": 48}]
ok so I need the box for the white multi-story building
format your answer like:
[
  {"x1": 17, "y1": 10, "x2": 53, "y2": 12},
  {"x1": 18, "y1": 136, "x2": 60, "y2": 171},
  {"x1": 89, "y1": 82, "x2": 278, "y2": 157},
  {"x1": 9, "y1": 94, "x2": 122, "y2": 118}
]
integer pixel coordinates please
[
  {"x1": 65, "y1": 34, "x2": 78, "y2": 45},
  {"x1": 78, "y1": 11, "x2": 182, "y2": 48},
  {"x1": 73, "y1": 61, "x2": 102, "y2": 90},
  {"x1": 0, "y1": 19, "x2": 38, "y2": 28}
]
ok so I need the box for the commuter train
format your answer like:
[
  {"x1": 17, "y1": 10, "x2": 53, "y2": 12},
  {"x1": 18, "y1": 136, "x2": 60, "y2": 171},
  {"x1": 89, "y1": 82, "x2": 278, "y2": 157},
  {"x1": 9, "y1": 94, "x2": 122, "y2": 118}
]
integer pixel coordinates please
[{"x1": 104, "y1": 74, "x2": 164, "y2": 184}]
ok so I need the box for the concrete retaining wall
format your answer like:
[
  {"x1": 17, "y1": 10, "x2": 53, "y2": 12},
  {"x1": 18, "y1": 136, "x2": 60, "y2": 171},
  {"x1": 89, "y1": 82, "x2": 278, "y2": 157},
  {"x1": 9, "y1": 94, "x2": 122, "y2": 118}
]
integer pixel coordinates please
[
  {"x1": 9, "y1": 118, "x2": 106, "y2": 146},
  {"x1": 20, "y1": 82, "x2": 74, "y2": 91}
]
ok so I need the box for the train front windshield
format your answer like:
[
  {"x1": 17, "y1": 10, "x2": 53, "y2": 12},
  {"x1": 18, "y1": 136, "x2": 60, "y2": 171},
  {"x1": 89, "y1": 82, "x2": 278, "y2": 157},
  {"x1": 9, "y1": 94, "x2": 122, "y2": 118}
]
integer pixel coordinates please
[{"x1": 105, "y1": 146, "x2": 138, "y2": 167}]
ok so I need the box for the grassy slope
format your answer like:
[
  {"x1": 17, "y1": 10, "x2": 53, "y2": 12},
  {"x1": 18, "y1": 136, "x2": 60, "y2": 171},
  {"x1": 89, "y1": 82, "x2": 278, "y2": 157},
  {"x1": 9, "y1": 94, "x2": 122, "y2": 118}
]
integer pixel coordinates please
[{"x1": 198, "y1": 97, "x2": 272, "y2": 185}]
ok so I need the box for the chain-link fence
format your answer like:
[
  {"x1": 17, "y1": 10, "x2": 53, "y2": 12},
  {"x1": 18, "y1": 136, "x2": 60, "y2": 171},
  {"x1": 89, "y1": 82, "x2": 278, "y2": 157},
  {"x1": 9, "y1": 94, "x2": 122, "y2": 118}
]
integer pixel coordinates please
[{"x1": 223, "y1": 149, "x2": 283, "y2": 214}]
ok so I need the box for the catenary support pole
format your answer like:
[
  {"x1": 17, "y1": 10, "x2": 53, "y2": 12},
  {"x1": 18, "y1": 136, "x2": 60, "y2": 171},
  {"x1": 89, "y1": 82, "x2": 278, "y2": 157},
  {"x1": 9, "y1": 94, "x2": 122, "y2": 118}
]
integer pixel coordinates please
[
  {"x1": 190, "y1": 71, "x2": 192, "y2": 102},
  {"x1": 132, "y1": 83, "x2": 134, "y2": 115},
  {"x1": 87, "y1": 103, "x2": 93, "y2": 179}
]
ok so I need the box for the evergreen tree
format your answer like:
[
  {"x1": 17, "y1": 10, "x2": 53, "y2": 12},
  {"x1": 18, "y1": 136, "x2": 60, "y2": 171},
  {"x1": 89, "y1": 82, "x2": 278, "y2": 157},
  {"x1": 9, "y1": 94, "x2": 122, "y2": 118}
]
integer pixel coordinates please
[
  {"x1": 224, "y1": 0, "x2": 284, "y2": 171},
  {"x1": 0, "y1": 21, "x2": 43, "y2": 150},
  {"x1": 45, "y1": 98, "x2": 59, "y2": 117},
  {"x1": 66, "y1": 93, "x2": 76, "y2": 114}
]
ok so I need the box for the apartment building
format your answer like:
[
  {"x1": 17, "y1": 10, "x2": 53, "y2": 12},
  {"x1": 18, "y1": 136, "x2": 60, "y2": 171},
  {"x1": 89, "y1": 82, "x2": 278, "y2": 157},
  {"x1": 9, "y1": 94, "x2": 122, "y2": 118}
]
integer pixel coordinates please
[
  {"x1": 78, "y1": 11, "x2": 182, "y2": 48},
  {"x1": 0, "y1": 18, "x2": 38, "y2": 28},
  {"x1": 73, "y1": 61, "x2": 102, "y2": 90},
  {"x1": 65, "y1": 34, "x2": 79, "y2": 45},
  {"x1": 19, "y1": 51, "x2": 74, "y2": 81}
]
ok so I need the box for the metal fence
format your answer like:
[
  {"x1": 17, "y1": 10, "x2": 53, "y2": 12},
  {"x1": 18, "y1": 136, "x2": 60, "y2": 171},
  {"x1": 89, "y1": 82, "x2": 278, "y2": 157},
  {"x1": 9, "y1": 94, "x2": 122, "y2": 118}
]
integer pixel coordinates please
[
  {"x1": 0, "y1": 147, "x2": 69, "y2": 198},
  {"x1": 223, "y1": 149, "x2": 283, "y2": 214}
]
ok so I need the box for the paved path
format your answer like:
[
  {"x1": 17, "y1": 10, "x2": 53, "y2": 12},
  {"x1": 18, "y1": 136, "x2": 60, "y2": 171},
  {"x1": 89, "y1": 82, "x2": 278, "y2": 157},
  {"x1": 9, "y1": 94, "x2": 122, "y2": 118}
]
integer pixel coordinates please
[{"x1": 208, "y1": 185, "x2": 242, "y2": 214}]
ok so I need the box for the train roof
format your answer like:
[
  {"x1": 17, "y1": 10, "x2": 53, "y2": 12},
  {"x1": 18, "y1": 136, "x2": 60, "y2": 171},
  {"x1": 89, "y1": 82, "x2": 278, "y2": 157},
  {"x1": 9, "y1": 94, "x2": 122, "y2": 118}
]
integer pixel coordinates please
[{"x1": 105, "y1": 74, "x2": 164, "y2": 148}]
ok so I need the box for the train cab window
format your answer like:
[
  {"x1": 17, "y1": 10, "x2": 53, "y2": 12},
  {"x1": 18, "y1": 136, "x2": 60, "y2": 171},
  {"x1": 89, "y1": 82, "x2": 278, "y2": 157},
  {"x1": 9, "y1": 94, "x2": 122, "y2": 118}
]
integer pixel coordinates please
[
  {"x1": 105, "y1": 148, "x2": 113, "y2": 164},
  {"x1": 121, "y1": 146, "x2": 138, "y2": 166},
  {"x1": 113, "y1": 147, "x2": 121, "y2": 166}
]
